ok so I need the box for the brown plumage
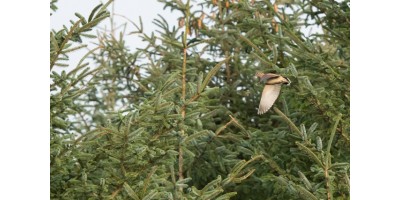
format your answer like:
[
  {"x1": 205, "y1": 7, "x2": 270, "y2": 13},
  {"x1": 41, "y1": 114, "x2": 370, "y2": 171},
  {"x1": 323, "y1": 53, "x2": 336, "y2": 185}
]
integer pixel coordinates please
[{"x1": 255, "y1": 72, "x2": 290, "y2": 114}]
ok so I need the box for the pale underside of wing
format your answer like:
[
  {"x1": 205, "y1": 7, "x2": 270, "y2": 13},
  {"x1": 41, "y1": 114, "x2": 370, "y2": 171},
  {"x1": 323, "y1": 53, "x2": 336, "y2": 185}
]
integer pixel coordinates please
[{"x1": 258, "y1": 84, "x2": 281, "y2": 115}]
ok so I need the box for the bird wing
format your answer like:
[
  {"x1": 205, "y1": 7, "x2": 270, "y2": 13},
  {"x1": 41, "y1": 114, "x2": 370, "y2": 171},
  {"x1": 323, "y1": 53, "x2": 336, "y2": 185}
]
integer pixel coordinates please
[
  {"x1": 258, "y1": 84, "x2": 281, "y2": 115},
  {"x1": 258, "y1": 73, "x2": 280, "y2": 82}
]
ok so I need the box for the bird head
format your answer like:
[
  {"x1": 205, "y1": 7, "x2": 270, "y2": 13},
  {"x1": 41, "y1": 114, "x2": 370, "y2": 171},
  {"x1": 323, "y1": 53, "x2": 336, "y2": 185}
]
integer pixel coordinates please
[{"x1": 283, "y1": 77, "x2": 291, "y2": 86}]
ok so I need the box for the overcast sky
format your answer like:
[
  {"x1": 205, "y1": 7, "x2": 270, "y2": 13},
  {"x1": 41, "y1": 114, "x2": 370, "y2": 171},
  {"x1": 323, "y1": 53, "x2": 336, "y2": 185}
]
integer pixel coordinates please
[{"x1": 51, "y1": 0, "x2": 181, "y2": 69}]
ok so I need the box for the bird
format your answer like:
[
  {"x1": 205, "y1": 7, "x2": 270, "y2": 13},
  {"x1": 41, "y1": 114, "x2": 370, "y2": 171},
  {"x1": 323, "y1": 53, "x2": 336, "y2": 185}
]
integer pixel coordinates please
[{"x1": 255, "y1": 72, "x2": 291, "y2": 115}]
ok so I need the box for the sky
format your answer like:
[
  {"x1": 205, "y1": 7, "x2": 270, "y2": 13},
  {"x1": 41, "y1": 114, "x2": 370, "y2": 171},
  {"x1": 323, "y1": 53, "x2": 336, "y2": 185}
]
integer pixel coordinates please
[{"x1": 51, "y1": 0, "x2": 181, "y2": 71}]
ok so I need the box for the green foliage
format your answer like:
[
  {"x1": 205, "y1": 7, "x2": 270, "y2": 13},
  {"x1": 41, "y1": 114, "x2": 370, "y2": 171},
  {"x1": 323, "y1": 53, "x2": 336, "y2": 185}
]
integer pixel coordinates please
[
  {"x1": 50, "y1": 0, "x2": 58, "y2": 14},
  {"x1": 50, "y1": 0, "x2": 349, "y2": 199}
]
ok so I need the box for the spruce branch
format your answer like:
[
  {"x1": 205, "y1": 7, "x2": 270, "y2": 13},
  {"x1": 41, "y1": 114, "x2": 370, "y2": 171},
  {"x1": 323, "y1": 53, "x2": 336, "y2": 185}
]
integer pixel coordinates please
[
  {"x1": 294, "y1": 184, "x2": 318, "y2": 200},
  {"x1": 178, "y1": 0, "x2": 191, "y2": 191},
  {"x1": 273, "y1": 107, "x2": 302, "y2": 137},
  {"x1": 325, "y1": 113, "x2": 342, "y2": 200},
  {"x1": 296, "y1": 141, "x2": 324, "y2": 168},
  {"x1": 238, "y1": 34, "x2": 278, "y2": 69},
  {"x1": 141, "y1": 166, "x2": 158, "y2": 198},
  {"x1": 110, "y1": 184, "x2": 123, "y2": 199},
  {"x1": 179, "y1": 55, "x2": 230, "y2": 112},
  {"x1": 187, "y1": 115, "x2": 241, "y2": 173},
  {"x1": 326, "y1": 113, "x2": 342, "y2": 163},
  {"x1": 50, "y1": 18, "x2": 83, "y2": 70},
  {"x1": 123, "y1": 182, "x2": 140, "y2": 200},
  {"x1": 229, "y1": 115, "x2": 251, "y2": 138}
]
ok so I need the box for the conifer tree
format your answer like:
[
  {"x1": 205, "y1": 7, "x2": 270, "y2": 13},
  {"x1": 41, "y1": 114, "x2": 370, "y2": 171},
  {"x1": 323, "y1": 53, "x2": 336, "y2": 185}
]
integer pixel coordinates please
[{"x1": 50, "y1": 0, "x2": 349, "y2": 199}]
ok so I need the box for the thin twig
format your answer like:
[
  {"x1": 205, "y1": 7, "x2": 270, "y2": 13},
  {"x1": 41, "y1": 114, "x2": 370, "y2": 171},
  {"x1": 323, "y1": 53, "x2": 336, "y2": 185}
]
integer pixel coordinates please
[
  {"x1": 50, "y1": 19, "x2": 83, "y2": 70},
  {"x1": 178, "y1": 1, "x2": 191, "y2": 191},
  {"x1": 272, "y1": 107, "x2": 302, "y2": 137},
  {"x1": 110, "y1": 184, "x2": 123, "y2": 199}
]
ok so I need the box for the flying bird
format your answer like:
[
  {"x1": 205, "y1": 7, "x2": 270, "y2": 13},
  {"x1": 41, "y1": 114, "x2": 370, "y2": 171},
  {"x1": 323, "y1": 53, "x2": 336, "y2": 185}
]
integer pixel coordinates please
[{"x1": 255, "y1": 72, "x2": 291, "y2": 115}]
